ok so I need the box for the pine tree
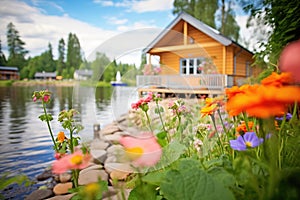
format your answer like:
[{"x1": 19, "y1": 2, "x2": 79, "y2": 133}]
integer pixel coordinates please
[
  {"x1": 57, "y1": 38, "x2": 66, "y2": 76},
  {"x1": 66, "y1": 33, "x2": 82, "y2": 78},
  {"x1": 6, "y1": 22, "x2": 28, "y2": 68},
  {"x1": 0, "y1": 39, "x2": 7, "y2": 65}
]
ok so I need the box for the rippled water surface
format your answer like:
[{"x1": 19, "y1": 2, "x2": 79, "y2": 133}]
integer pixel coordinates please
[{"x1": 0, "y1": 84, "x2": 137, "y2": 199}]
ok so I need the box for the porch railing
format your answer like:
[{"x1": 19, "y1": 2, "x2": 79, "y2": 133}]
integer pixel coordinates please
[{"x1": 136, "y1": 74, "x2": 232, "y2": 90}]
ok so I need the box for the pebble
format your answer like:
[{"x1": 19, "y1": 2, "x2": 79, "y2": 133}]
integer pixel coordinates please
[
  {"x1": 90, "y1": 139, "x2": 110, "y2": 150},
  {"x1": 45, "y1": 193, "x2": 75, "y2": 200},
  {"x1": 37, "y1": 169, "x2": 53, "y2": 181},
  {"x1": 59, "y1": 173, "x2": 72, "y2": 183},
  {"x1": 53, "y1": 182, "x2": 73, "y2": 195}
]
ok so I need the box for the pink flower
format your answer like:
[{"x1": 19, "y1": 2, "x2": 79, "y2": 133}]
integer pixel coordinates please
[
  {"x1": 33, "y1": 96, "x2": 37, "y2": 102},
  {"x1": 119, "y1": 133, "x2": 162, "y2": 167},
  {"x1": 52, "y1": 151, "x2": 91, "y2": 174},
  {"x1": 43, "y1": 94, "x2": 50, "y2": 103}
]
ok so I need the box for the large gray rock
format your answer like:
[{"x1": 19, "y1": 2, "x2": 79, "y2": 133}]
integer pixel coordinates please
[
  {"x1": 100, "y1": 124, "x2": 120, "y2": 136},
  {"x1": 104, "y1": 162, "x2": 133, "y2": 174},
  {"x1": 45, "y1": 193, "x2": 75, "y2": 200},
  {"x1": 79, "y1": 164, "x2": 103, "y2": 174},
  {"x1": 90, "y1": 139, "x2": 110, "y2": 150},
  {"x1": 90, "y1": 149, "x2": 107, "y2": 164},
  {"x1": 106, "y1": 145, "x2": 124, "y2": 156},
  {"x1": 25, "y1": 189, "x2": 54, "y2": 200},
  {"x1": 78, "y1": 169, "x2": 108, "y2": 185}
]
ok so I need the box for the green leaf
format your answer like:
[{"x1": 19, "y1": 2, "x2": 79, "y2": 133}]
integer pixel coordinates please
[
  {"x1": 156, "y1": 131, "x2": 167, "y2": 139},
  {"x1": 142, "y1": 170, "x2": 168, "y2": 186},
  {"x1": 150, "y1": 141, "x2": 186, "y2": 170},
  {"x1": 208, "y1": 167, "x2": 236, "y2": 188},
  {"x1": 160, "y1": 159, "x2": 235, "y2": 200},
  {"x1": 128, "y1": 183, "x2": 157, "y2": 200}
]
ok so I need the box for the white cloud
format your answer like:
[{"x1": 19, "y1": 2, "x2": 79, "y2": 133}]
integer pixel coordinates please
[
  {"x1": 116, "y1": 20, "x2": 156, "y2": 32},
  {"x1": 105, "y1": 16, "x2": 128, "y2": 25},
  {"x1": 0, "y1": 0, "x2": 117, "y2": 59},
  {"x1": 130, "y1": 0, "x2": 173, "y2": 13},
  {"x1": 93, "y1": 0, "x2": 173, "y2": 13},
  {"x1": 93, "y1": 0, "x2": 114, "y2": 7}
]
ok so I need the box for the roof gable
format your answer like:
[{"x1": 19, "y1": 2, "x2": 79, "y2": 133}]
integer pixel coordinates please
[{"x1": 145, "y1": 12, "x2": 235, "y2": 53}]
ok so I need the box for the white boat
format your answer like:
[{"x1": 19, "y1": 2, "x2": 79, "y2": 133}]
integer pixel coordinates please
[{"x1": 111, "y1": 71, "x2": 127, "y2": 86}]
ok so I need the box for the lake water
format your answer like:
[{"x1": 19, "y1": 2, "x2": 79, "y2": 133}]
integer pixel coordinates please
[{"x1": 0, "y1": 84, "x2": 138, "y2": 199}]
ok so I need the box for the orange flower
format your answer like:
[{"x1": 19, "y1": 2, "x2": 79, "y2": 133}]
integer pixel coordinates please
[
  {"x1": 236, "y1": 121, "x2": 254, "y2": 133},
  {"x1": 225, "y1": 84, "x2": 259, "y2": 99},
  {"x1": 57, "y1": 131, "x2": 66, "y2": 143},
  {"x1": 261, "y1": 72, "x2": 293, "y2": 87},
  {"x1": 226, "y1": 85, "x2": 300, "y2": 118}
]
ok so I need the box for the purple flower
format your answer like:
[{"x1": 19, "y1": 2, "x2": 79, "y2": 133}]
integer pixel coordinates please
[
  {"x1": 230, "y1": 132, "x2": 264, "y2": 151},
  {"x1": 275, "y1": 113, "x2": 292, "y2": 121}
]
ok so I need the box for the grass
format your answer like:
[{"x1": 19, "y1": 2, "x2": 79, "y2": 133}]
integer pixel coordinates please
[{"x1": 0, "y1": 80, "x2": 14, "y2": 86}]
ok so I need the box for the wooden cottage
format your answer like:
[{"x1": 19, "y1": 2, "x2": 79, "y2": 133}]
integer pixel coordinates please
[
  {"x1": 137, "y1": 12, "x2": 259, "y2": 97},
  {"x1": 0, "y1": 66, "x2": 20, "y2": 80}
]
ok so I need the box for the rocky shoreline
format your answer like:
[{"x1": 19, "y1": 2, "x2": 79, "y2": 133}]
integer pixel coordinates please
[{"x1": 25, "y1": 111, "x2": 143, "y2": 200}]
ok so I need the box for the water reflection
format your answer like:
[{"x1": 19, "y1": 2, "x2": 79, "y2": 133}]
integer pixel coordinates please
[{"x1": 0, "y1": 85, "x2": 137, "y2": 199}]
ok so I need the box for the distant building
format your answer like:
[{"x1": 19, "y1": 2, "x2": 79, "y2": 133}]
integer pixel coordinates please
[
  {"x1": 0, "y1": 66, "x2": 20, "y2": 80},
  {"x1": 74, "y1": 69, "x2": 93, "y2": 80},
  {"x1": 34, "y1": 71, "x2": 57, "y2": 80}
]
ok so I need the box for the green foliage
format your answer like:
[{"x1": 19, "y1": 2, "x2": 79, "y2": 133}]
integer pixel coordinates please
[
  {"x1": 128, "y1": 183, "x2": 158, "y2": 200},
  {"x1": 38, "y1": 113, "x2": 53, "y2": 122},
  {"x1": 243, "y1": 0, "x2": 300, "y2": 65},
  {"x1": 160, "y1": 158, "x2": 235, "y2": 200},
  {"x1": 173, "y1": 0, "x2": 240, "y2": 41},
  {"x1": 0, "y1": 173, "x2": 32, "y2": 199}
]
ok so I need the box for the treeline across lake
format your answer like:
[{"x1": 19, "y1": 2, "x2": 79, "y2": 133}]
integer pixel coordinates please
[{"x1": 0, "y1": 22, "x2": 142, "y2": 82}]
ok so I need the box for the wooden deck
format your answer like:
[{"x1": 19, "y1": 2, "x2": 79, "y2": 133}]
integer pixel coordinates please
[{"x1": 138, "y1": 87, "x2": 224, "y2": 98}]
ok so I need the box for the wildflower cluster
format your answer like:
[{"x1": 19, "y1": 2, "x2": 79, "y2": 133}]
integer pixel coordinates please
[
  {"x1": 119, "y1": 68, "x2": 300, "y2": 200},
  {"x1": 32, "y1": 90, "x2": 90, "y2": 188}
]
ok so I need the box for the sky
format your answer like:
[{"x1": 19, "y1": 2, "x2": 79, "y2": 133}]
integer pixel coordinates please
[{"x1": 0, "y1": 0, "x2": 257, "y2": 66}]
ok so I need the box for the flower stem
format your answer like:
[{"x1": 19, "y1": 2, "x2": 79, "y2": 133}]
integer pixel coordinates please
[
  {"x1": 210, "y1": 114, "x2": 224, "y2": 155},
  {"x1": 42, "y1": 102, "x2": 58, "y2": 152},
  {"x1": 144, "y1": 111, "x2": 153, "y2": 132},
  {"x1": 156, "y1": 101, "x2": 170, "y2": 142}
]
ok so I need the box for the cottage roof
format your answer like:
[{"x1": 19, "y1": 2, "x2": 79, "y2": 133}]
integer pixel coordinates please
[
  {"x1": 34, "y1": 71, "x2": 56, "y2": 78},
  {"x1": 0, "y1": 66, "x2": 19, "y2": 71},
  {"x1": 74, "y1": 69, "x2": 93, "y2": 76},
  {"x1": 144, "y1": 12, "x2": 252, "y2": 54}
]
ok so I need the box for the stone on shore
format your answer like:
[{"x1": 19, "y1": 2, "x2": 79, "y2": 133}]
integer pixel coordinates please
[
  {"x1": 91, "y1": 149, "x2": 107, "y2": 164},
  {"x1": 100, "y1": 124, "x2": 121, "y2": 136},
  {"x1": 37, "y1": 169, "x2": 53, "y2": 181},
  {"x1": 78, "y1": 169, "x2": 108, "y2": 185},
  {"x1": 110, "y1": 170, "x2": 130, "y2": 180},
  {"x1": 59, "y1": 173, "x2": 72, "y2": 183},
  {"x1": 53, "y1": 182, "x2": 73, "y2": 195},
  {"x1": 104, "y1": 162, "x2": 133, "y2": 174},
  {"x1": 90, "y1": 139, "x2": 110, "y2": 150},
  {"x1": 25, "y1": 189, "x2": 54, "y2": 200},
  {"x1": 45, "y1": 193, "x2": 75, "y2": 200}
]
